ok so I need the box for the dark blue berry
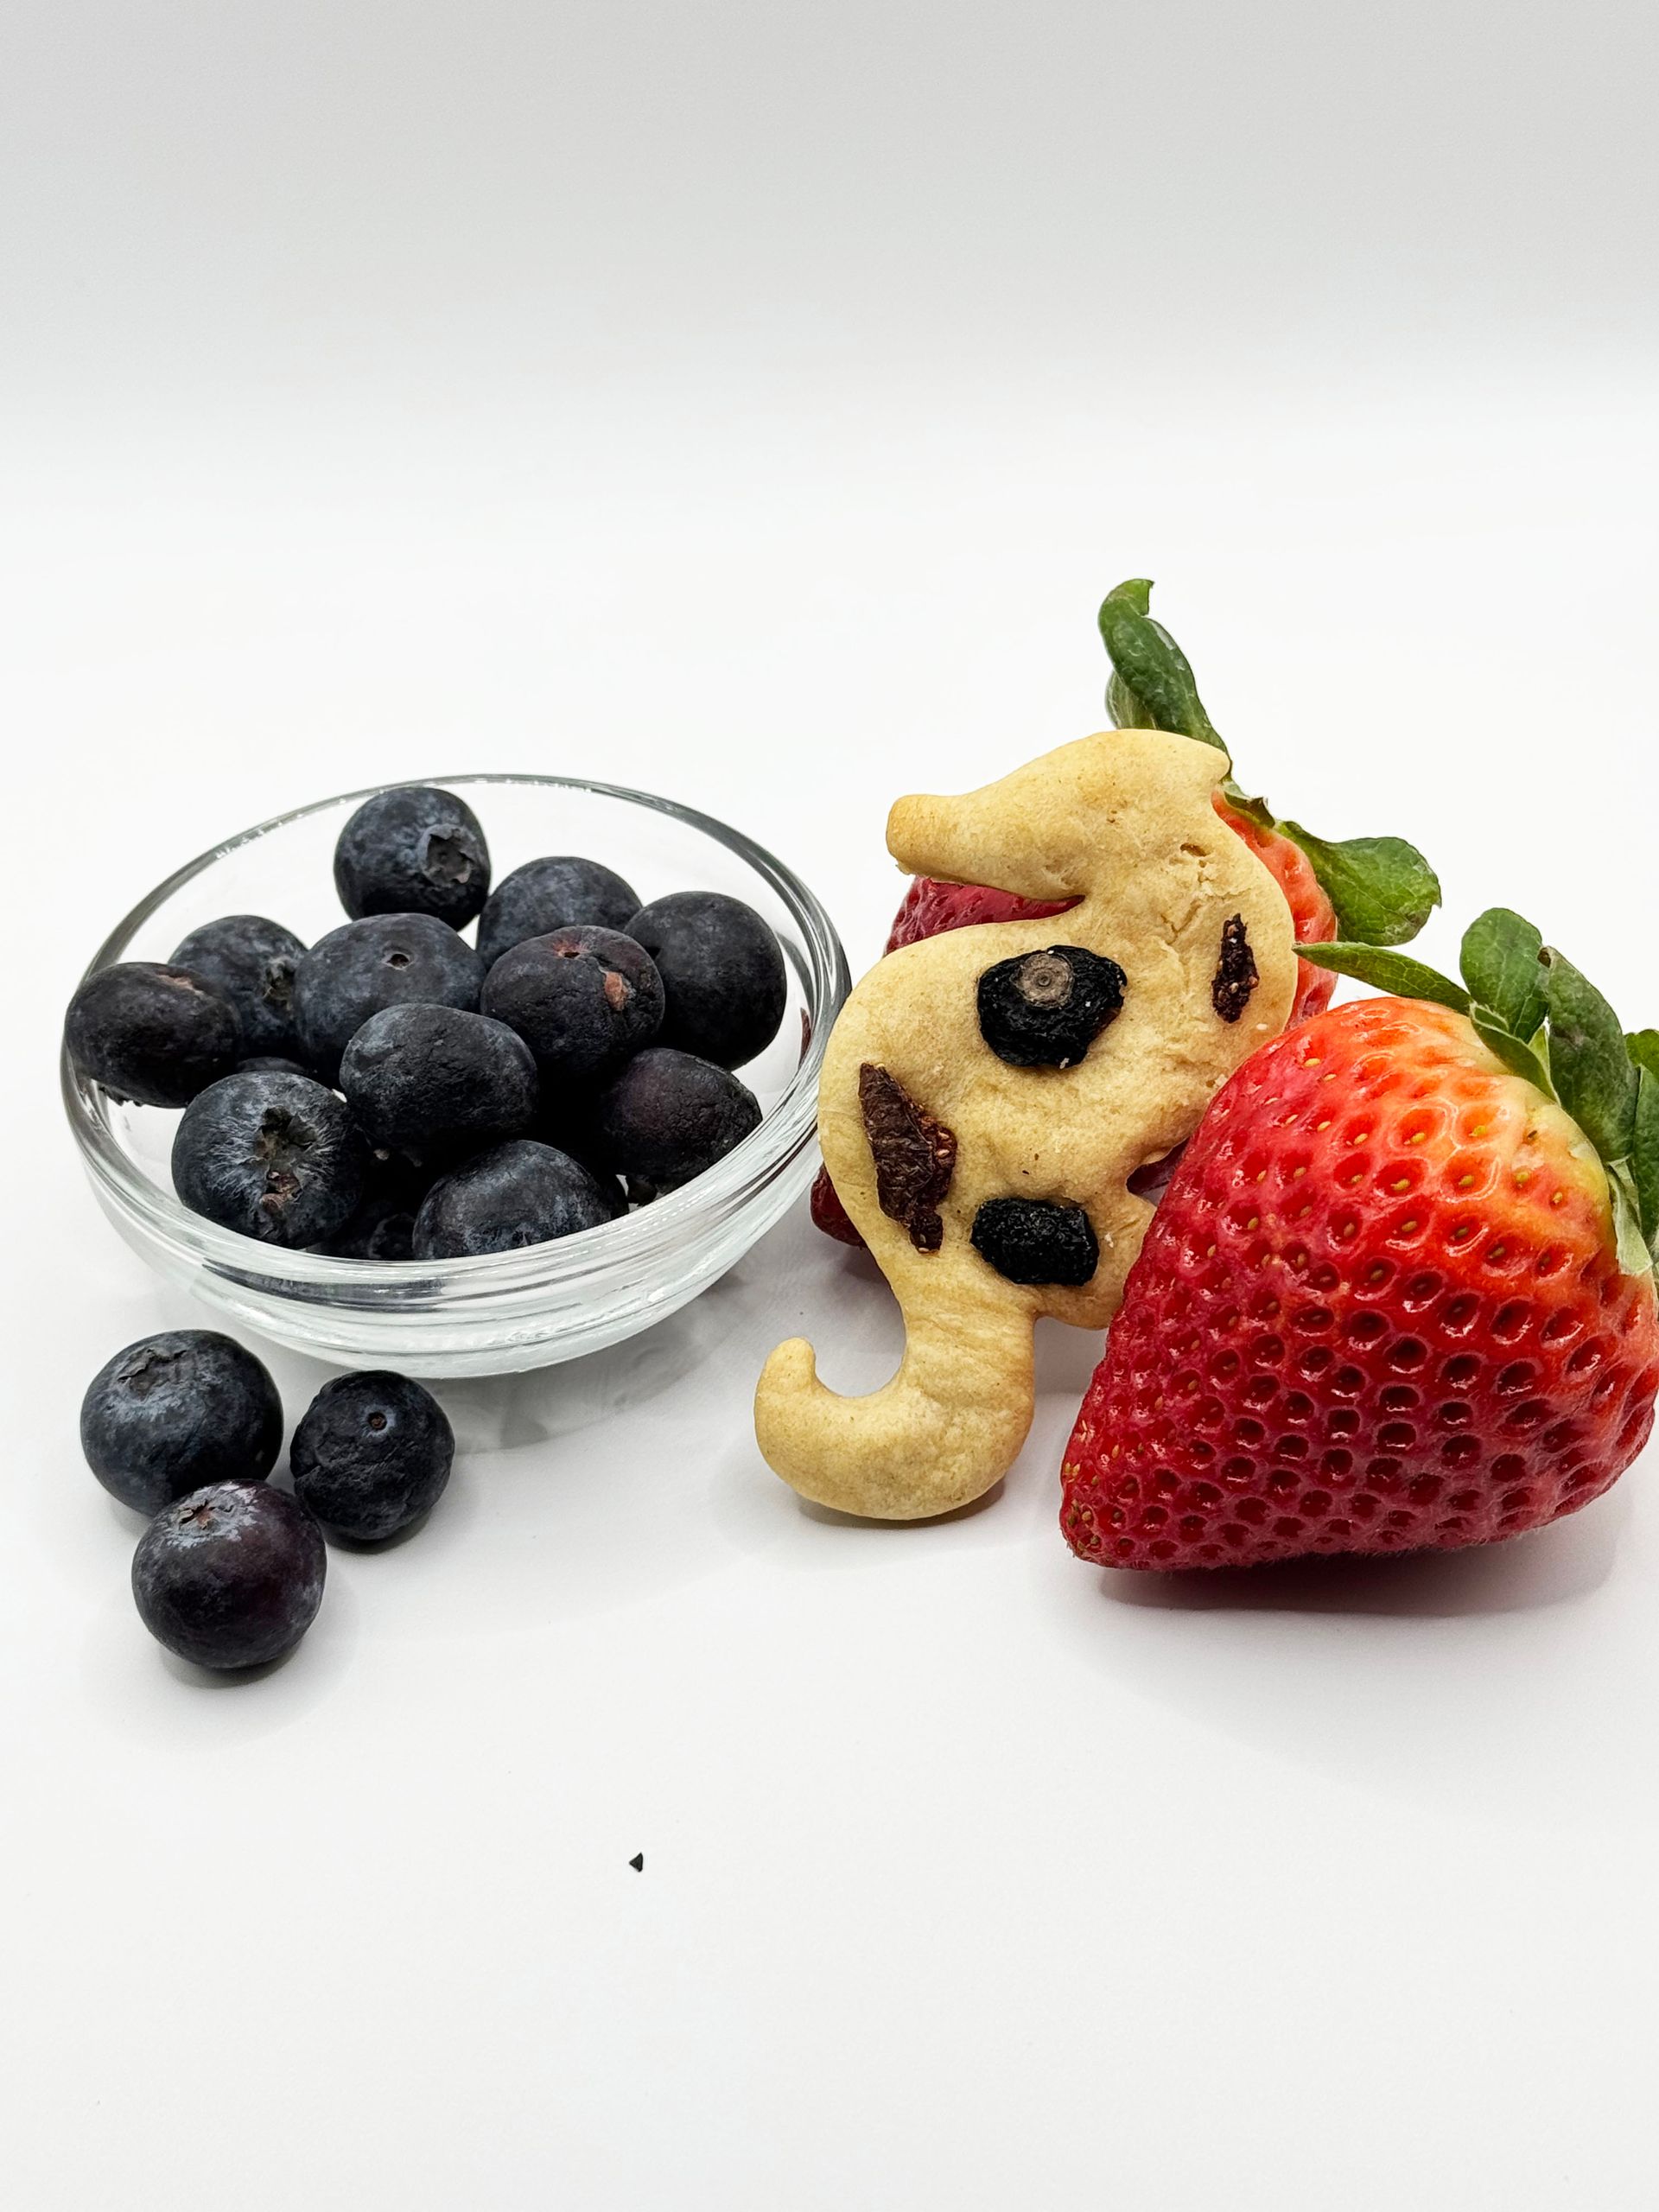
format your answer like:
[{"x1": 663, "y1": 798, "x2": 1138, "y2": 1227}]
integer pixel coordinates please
[
  {"x1": 311, "y1": 1150, "x2": 436, "y2": 1258},
  {"x1": 476, "y1": 855, "x2": 642, "y2": 969},
  {"x1": 173, "y1": 1070, "x2": 370, "y2": 1246},
  {"x1": 626, "y1": 892, "x2": 786, "y2": 1070},
  {"x1": 169, "y1": 914, "x2": 307, "y2": 1058},
  {"x1": 238, "y1": 1055, "x2": 315, "y2": 1079},
  {"x1": 410, "y1": 1138, "x2": 617, "y2": 1256},
  {"x1": 80, "y1": 1330, "x2": 283, "y2": 1516},
  {"x1": 289, "y1": 1371, "x2": 454, "y2": 1541},
  {"x1": 294, "y1": 912, "x2": 483, "y2": 1081},
  {"x1": 64, "y1": 962, "x2": 241, "y2": 1107},
  {"x1": 583, "y1": 1046, "x2": 761, "y2": 1191},
  {"x1": 976, "y1": 945, "x2": 1127, "y2": 1068},
  {"x1": 480, "y1": 927, "x2": 663, "y2": 1082},
  {"x1": 132, "y1": 1482, "x2": 325, "y2": 1671},
  {"x1": 340, "y1": 1004, "x2": 538, "y2": 1156},
  {"x1": 333, "y1": 785, "x2": 491, "y2": 929},
  {"x1": 969, "y1": 1197, "x2": 1098, "y2": 1286}
]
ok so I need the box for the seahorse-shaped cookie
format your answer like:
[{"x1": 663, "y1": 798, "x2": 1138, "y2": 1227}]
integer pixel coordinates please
[{"x1": 754, "y1": 727, "x2": 1298, "y2": 1519}]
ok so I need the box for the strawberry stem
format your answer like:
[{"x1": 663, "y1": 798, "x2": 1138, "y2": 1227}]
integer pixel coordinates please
[{"x1": 1096, "y1": 579, "x2": 1440, "y2": 947}]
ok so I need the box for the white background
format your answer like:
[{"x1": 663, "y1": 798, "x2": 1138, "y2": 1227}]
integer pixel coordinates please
[{"x1": 4, "y1": 4, "x2": 1658, "y2": 2206}]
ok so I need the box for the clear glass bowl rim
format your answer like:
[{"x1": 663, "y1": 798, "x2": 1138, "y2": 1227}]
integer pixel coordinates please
[{"x1": 60, "y1": 772, "x2": 850, "y2": 1305}]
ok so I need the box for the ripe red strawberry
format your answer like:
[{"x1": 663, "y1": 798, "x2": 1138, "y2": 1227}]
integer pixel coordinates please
[
  {"x1": 1062, "y1": 976, "x2": 1659, "y2": 1572},
  {"x1": 884, "y1": 876, "x2": 1073, "y2": 952}
]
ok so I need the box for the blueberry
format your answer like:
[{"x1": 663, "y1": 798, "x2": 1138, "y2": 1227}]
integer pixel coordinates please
[
  {"x1": 289, "y1": 1371, "x2": 454, "y2": 1541},
  {"x1": 476, "y1": 855, "x2": 643, "y2": 969},
  {"x1": 340, "y1": 1004, "x2": 538, "y2": 1156},
  {"x1": 411, "y1": 1138, "x2": 617, "y2": 1256},
  {"x1": 169, "y1": 914, "x2": 307, "y2": 1058},
  {"x1": 583, "y1": 1046, "x2": 761, "y2": 1191},
  {"x1": 80, "y1": 1330, "x2": 283, "y2": 1516},
  {"x1": 481, "y1": 927, "x2": 664, "y2": 1082},
  {"x1": 238, "y1": 1055, "x2": 316, "y2": 1079},
  {"x1": 64, "y1": 962, "x2": 241, "y2": 1107},
  {"x1": 333, "y1": 785, "x2": 491, "y2": 929},
  {"x1": 294, "y1": 912, "x2": 483, "y2": 1082},
  {"x1": 132, "y1": 1481, "x2": 326, "y2": 1671},
  {"x1": 626, "y1": 892, "x2": 786, "y2": 1069},
  {"x1": 173, "y1": 1070, "x2": 370, "y2": 1246},
  {"x1": 969, "y1": 1197, "x2": 1099, "y2": 1286},
  {"x1": 311, "y1": 1150, "x2": 436, "y2": 1259},
  {"x1": 976, "y1": 944, "x2": 1127, "y2": 1068}
]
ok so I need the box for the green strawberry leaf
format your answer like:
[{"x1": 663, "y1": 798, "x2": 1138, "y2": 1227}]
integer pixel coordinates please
[
  {"x1": 1470, "y1": 1008, "x2": 1554, "y2": 1094},
  {"x1": 1298, "y1": 942, "x2": 1471, "y2": 1014},
  {"x1": 1274, "y1": 823, "x2": 1441, "y2": 947},
  {"x1": 1626, "y1": 1029, "x2": 1659, "y2": 1080},
  {"x1": 1634, "y1": 1066, "x2": 1659, "y2": 1250},
  {"x1": 1541, "y1": 949, "x2": 1639, "y2": 1168},
  {"x1": 1096, "y1": 580, "x2": 1227, "y2": 756},
  {"x1": 1096, "y1": 582, "x2": 1437, "y2": 945},
  {"x1": 1459, "y1": 908, "x2": 1547, "y2": 1041},
  {"x1": 1608, "y1": 1163, "x2": 1654, "y2": 1277}
]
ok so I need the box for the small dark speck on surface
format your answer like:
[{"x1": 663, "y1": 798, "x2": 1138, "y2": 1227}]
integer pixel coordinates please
[{"x1": 628, "y1": 1853, "x2": 644, "y2": 1872}]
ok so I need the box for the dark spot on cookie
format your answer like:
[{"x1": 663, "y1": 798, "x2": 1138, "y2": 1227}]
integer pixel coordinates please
[
  {"x1": 859, "y1": 1063, "x2": 957, "y2": 1252},
  {"x1": 1211, "y1": 914, "x2": 1259, "y2": 1022},
  {"x1": 970, "y1": 1197, "x2": 1099, "y2": 1286},
  {"x1": 976, "y1": 944, "x2": 1128, "y2": 1067}
]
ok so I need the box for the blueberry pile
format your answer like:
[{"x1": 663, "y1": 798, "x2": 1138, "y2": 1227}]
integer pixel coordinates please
[
  {"x1": 86, "y1": 1327, "x2": 455, "y2": 1670},
  {"x1": 64, "y1": 785, "x2": 787, "y2": 1260}
]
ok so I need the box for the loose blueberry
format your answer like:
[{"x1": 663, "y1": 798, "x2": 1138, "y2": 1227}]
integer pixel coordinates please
[
  {"x1": 172, "y1": 1069, "x2": 370, "y2": 1246},
  {"x1": 64, "y1": 962, "x2": 241, "y2": 1107},
  {"x1": 410, "y1": 1138, "x2": 618, "y2": 1256},
  {"x1": 340, "y1": 1003, "x2": 538, "y2": 1156},
  {"x1": 80, "y1": 1330, "x2": 283, "y2": 1516},
  {"x1": 481, "y1": 927, "x2": 664, "y2": 1082},
  {"x1": 969, "y1": 1197, "x2": 1099, "y2": 1286},
  {"x1": 294, "y1": 912, "x2": 484, "y2": 1082},
  {"x1": 582, "y1": 1046, "x2": 761, "y2": 1191},
  {"x1": 169, "y1": 914, "x2": 307, "y2": 1058},
  {"x1": 976, "y1": 945, "x2": 1127, "y2": 1068},
  {"x1": 476, "y1": 855, "x2": 643, "y2": 969},
  {"x1": 289, "y1": 1370, "x2": 454, "y2": 1541},
  {"x1": 626, "y1": 891, "x2": 786, "y2": 1070},
  {"x1": 132, "y1": 1481, "x2": 326, "y2": 1671},
  {"x1": 333, "y1": 785, "x2": 491, "y2": 929}
]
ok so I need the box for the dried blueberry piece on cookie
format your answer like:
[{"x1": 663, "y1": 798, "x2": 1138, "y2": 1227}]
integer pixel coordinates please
[
  {"x1": 970, "y1": 1198, "x2": 1099, "y2": 1287},
  {"x1": 976, "y1": 944, "x2": 1127, "y2": 1068}
]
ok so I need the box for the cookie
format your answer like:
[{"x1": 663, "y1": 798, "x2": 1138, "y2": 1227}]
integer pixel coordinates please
[{"x1": 753, "y1": 727, "x2": 1298, "y2": 1519}]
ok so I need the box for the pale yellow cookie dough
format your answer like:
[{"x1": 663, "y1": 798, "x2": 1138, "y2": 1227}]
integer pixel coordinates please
[{"x1": 754, "y1": 728, "x2": 1297, "y2": 1520}]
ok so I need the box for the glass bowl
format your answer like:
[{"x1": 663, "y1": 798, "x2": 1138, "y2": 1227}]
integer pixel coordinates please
[{"x1": 61, "y1": 775, "x2": 849, "y2": 1376}]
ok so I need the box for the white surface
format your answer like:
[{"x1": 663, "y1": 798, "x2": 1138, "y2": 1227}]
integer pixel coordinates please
[{"x1": 5, "y1": 5, "x2": 1659, "y2": 2207}]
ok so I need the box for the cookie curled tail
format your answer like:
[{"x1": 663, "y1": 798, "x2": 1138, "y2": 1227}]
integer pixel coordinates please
[{"x1": 753, "y1": 1292, "x2": 1035, "y2": 1521}]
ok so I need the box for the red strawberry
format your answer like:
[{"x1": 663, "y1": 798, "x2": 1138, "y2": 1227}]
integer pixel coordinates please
[
  {"x1": 1062, "y1": 969, "x2": 1659, "y2": 1572},
  {"x1": 884, "y1": 876, "x2": 1074, "y2": 952},
  {"x1": 1211, "y1": 796, "x2": 1337, "y2": 1026}
]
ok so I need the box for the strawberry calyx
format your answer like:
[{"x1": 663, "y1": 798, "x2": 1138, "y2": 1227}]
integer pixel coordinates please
[
  {"x1": 1096, "y1": 578, "x2": 1441, "y2": 948},
  {"x1": 1301, "y1": 914, "x2": 1659, "y2": 1279}
]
